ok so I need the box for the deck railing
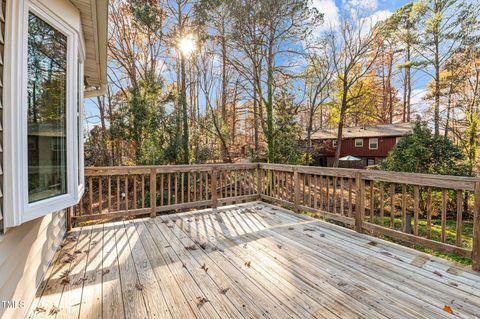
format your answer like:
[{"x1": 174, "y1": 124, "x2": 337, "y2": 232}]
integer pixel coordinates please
[{"x1": 69, "y1": 163, "x2": 480, "y2": 271}]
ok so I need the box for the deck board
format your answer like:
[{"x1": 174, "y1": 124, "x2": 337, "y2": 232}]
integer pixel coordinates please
[{"x1": 28, "y1": 202, "x2": 480, "y2": 319}]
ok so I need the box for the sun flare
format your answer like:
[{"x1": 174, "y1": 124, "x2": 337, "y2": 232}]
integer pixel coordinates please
[{"x1": 178, "y1": 35, "x2": 196, "y2": 57}]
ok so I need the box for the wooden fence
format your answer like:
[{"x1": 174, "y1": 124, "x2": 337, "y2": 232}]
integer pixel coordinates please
[{"x1": 69, "y1": 163, "x2": 480, "y2": 271}]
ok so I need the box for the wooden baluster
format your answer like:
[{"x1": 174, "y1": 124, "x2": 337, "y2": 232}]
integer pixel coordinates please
[
  {"x1": 379, "y1": 182, "x2": 384, "y2": 226},
  {"x1": 116, "y1": 176, "x2": 120, "y2": 211},
  {"x1": 219, "y1": 171, "x2": 223, "y2": 198},
  {"x1": 313, "y1": 175, "x2": 318, "y2": 209},
  {"x1": 326, "y1": 176, "x2": 330, "y2": 211},
  {"x1": 200, "y1": 172, "x2": 204, "y2": 201},
  {"x1": 79, "y1": 197, "x2": 83, "y2": 216},
  {"x1": 89, "y1": 176, "x2": 93, "y2": 214},
  {"x1": 427, "y1": 187, "x2": 432, "y2": 239},
  {"x1": 160, "y1": 174, "x2": 164, "y2": 206},
  {"x1": 181, "y1": 172, "x2": 185, "y2": 204},
  {"x1": 150, "y1": 169, "x2": 156, "y2": 217},
  {"x1": 234, "y1": 171, "x2": 238, "y2": 198},
  {"x1": 141, "y1": 175, "x2": 145, "y2": 208},
  {"x1": 125, "y1": 175, "x2": 129, "y2": 211},
  {"x1": 390, "y1": 184, "x2": 395, "y2": 229},
  {"x1": 348, "y1": 178, "x2": 353, "y2": 217},
  {"x1": 414, "y1": 185, "x2": 419, "y2": 236},
  {"x1": 441, "y1": 189, "x2": 447, "y2": 242},
  {"x1": 294, "y1": 170, "x2": 300, "y2": 213},
  {"x1": 174, "y1": 173, "x2": 178, "y2": 204},
  {"x1": 205, "y1": 172, "x2": 209, "y2": 200},
  {"x1": 187, "y1": 173, "x2": 191, "y2": 202},
  {"x1": 167, "y1": 173, "x2": 171, "y2": 206},
  {"x1": 319, "y1": 176, "x2": 324, "y2": 210},
  {"x1": 98, "y1": 176, "x2": 103, "y2": 213},
  {"x1": 194, "y1": 171, "x2": 197, "y2": 202},
  {"x1": 370, "y1": 181, "x2": 374, "y2": 222},
  {"x1": 133, "y1": 175, "x2": 137, "y2": 209},
  {"x1": 401, "y1": 184, "x2": 407, "y2": 232},
  {"x1": 456, "y1": 190, "x2": 463, "y2": 247},
  {"x1": 340, "y1": 177, "x2": 344, "y2": 215},
  {"x1": 211, "y1": 169, "x2": 218, "y2": 208},
  {"x1": 333, "y1": 177, "x2": 337, "y2": 214},
  {"x1": 108, "y1": 176, "x2": 112, "y2": 212}
]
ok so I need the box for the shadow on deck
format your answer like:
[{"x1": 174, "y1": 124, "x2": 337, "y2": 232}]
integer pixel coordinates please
[{"x1": 28, "y1": 202, "x2": 480, "y2": 319}]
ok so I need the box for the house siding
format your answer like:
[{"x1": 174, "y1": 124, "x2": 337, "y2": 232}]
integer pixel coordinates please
[
  {"x1": 338, "y1": 137, "x2": 398, "y2": 157},
  {"x1": 0, "y1": 210, "x2": 66, "y2": 319},
  {"x1": 0, "y1": 0, "x2": 5, "y2": 232}
]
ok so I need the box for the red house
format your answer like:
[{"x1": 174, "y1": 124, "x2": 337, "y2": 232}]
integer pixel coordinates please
[{"x1": 308, "y1": 123, "x2": 414, "y2": 168}]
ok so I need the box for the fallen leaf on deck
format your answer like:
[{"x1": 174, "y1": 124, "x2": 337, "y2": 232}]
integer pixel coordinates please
[
  {"x1": 161, "y1": 220, "x2": 169, "y2": 224},
  {"x1": 319, "y1": 234, "x2": 325, "y2": 237},
  {"x1": 303, "y1": 228, "x2": 315, "y2": 232},
  {"x1": 449, "y1": 282, "x2": 458, "y2": 287},
  {"x1": 305, "y1": 234, "x2": 313, "y2": 238},
  {"x1": 199, "y1": 242, "x2": 208, "y2": 250},
  {"x1": 244, "y1": 261, "x2": 251, "y2": 267},
  {"x1": 277, "y1": 244, "x2": 282, "y2": 249},
  {"x1": 185, "y1": 245, "x2": 197, "y2": 251},
  {"x1": 136, "y1": 283, "x2": 144, "y2": 291},
  {"x1": 443, "y1": 305, "x2": 453, "y2": 314},
  {"x1": 75, "y1": 277, "x2": 88, "y2": 285},
  {"x1": 201, "y1": 264, "x2": 209, "y2": 272},
  {"x1": 380, "y1": 251, "x2": 392, "y2": 257},
  {"x1": 102, "y1": 269, "x2": 110, "y2": 275},
  {"x1": 61, "y1": 277, "x2": 70, "y2": 285},
  {"x1": 49, "y1": 306, "x2": 60, "y2": 315},
  {"x1": 367, "y1": 241, "x2": 378, "y2": 246},
  {"x1": 35, "y1": 306, "x2": 46, "y2": 313},
  {"x1": 288, "y1": 227, "x2": 294, "y2": 230},
  {"x1": 196, "y1": 296, "x2": 209, "y2": 307},
  {"x1": 167, "y1": 225, "x2": 174, "y2": 228},
  {"x1": 219, "y1": 287, "x2": 230, "y2": 294},
  {"x1": 337, "y1": 282, "x2": 347, "y2": 287},
  {"x1": 433, "y1": 271, "x2": 443, "y2": 277}
]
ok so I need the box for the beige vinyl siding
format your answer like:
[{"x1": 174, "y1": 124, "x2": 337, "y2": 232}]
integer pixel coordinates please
[
  {"x1": 0, "y1": 210, "x2": 66, "y2": 319},
  {"x1": 0, "y1": 0, "x2": 5, "y2": 232}
]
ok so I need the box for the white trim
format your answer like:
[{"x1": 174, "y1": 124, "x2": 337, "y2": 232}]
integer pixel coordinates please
[
  {"x1": 368, "y1": 138, "x2": 379, "y2": 150},
  {"x1": 354, "y1": 138, "x2": 363, "y2": 148},
  {"x1": 3, "y1": 0, "x2": 84, "y2": 227}
]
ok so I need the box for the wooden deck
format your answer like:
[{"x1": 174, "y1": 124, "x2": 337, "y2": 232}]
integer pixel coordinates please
[{"x1": 29, "y1": 202, "x2": 480, "y2": 319}]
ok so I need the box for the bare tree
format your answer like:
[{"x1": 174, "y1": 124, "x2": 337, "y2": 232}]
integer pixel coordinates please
[{"x1": 329, "y1": 18, "x2": 379, "y2": 167}]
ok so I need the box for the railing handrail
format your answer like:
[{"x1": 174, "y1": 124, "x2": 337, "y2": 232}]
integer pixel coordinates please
[{"x1": 86, "y1": 163, "x2": 480, "y2": 191}]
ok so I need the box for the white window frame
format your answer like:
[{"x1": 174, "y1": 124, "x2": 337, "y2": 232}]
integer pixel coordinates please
[
  {"x1": 332, "y1": 139, "x2": 337, "y2": 147},
  {"x1": 354, "y1": 138, "x2": 363, "y2": 147},
  {"x1": 4, "y1": 0, "x2": 83, "y2": 227},
  {"x1": 369, "y1": 138, "x2": 379, "y2": 150}
]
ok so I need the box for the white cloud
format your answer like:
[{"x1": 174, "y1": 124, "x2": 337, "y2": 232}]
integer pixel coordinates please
[
  {"x1": 311, "y1": 0, "x2": 340, "y2": 34},
  {"x1": 360, "y1": 9, "x2": 393, "y2": 35},
  {"x1": 347, "y1": 0, "x2": 378, "y2": 11}
]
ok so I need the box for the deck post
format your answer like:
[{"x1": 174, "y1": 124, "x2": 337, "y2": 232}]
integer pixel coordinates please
[
  {"x1": 355, "y1": 172, "x2": 364, "y2": 233},
  {"x1": 256, "y1": 165, "x2": 262, "y2": 200},
  {"x1": 66, "y1": 206, "x2": 73, "y2": 231},
  {"x1": 294, "y1": 169, "x2": 300, "y2": 214},
  {"x1": 211, "y1": 168, "x2": 218, "y2": 208},
  {"x1": 473, "y1": 182, "x2": 480, "y2": 271},
  {"x1": 150, "y1": 168, "x2": 157, "y2": 217}
]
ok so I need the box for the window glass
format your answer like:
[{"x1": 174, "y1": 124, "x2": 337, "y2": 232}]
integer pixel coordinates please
[
  {"x1": 355, "y1": 138, "x2": 363, "y2": 147},
  {"x1": 27, "y1": 13, "x2": 67, "y2": 203},
  {"x1": 369, "y1": 138, "x2": 378, "y2": 150}
]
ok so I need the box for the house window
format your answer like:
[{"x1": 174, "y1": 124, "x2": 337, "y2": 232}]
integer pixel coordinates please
[
  {"x1": 369, "y1": 138, "x2": 379, "y2": 150},
  {"x1": 332, "y1": 139, "x2": 337, "y2": 147},
  {"x1": 27, "y1": 13, "x2": 68, "y2": 203},
  {"x1": 3, "y1": 1, "x2": 84, "y2": 227},
  {"x1": 355, "y1": 138, "x2": 363, "y2": 147},
  {"x1": 367, "y1": 158, "x2": 375, "y2": 166}
]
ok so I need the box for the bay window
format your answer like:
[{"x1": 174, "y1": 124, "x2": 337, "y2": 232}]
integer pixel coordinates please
[{"x1": 4, "y1": 0, "x2": 84, "y2": 227}]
